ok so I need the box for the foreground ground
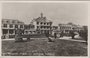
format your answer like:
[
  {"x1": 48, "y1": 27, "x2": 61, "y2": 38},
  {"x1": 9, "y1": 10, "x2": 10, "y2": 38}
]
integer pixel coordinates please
[{"x1": 2, "y1": 38, "x2": 87, "y2": 56}]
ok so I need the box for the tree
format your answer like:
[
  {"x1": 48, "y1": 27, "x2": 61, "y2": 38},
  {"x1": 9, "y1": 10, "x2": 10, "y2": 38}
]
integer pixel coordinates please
[
  {"x1": 50, "y1": 22, "x2": 52, "y2": 35},
  {"x1": 15, "y1": 28, "x2": 23, "y2": 42},
  {"x1": 79, "y1": 30, "x2": 88, "y2": 41},
  {"x1": 69, "y1": 30, "x2": 75, "y2": 39},
  {"x1": 60, "y1": 31, "x2": 64, "y2": 37}
]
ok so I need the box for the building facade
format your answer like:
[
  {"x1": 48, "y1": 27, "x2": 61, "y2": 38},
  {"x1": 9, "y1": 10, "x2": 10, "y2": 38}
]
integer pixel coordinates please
[
  {"x1": 24, "y1": 24, "x2": 36, "y2": 34},
  {"x1": 31, "y1": 13, "x2": 52, "y2": 34},
  {"x1": 51, "y1": 26, "x2": 61, "y2": 36},
  {"x1": 2, "y1": 15, "x2": 85, "y2": 39},
  {"x1": 1, "y1": 19, "x2": 24, "y2": 39},
  {"x1": 58, "y1": 23, "x2": 84, "y2": 34},
  {"x1": 58, "y1": 23, "x2": 72, "y2": 34}
]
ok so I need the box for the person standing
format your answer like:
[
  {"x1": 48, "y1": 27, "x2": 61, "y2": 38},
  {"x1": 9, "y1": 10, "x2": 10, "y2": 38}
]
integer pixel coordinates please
[
  {"x1": 15, "y1": 28, "x2": 19, "y2": 42},
  {"x1": 45, "y1": 32, "x2": 49, "y2": 38},
  {"x1": 60, "y1": 31, "x2": 64, "y2": 37},
  {"x1": 54, "y1": 33, "x2": 57, "y2": 39}
]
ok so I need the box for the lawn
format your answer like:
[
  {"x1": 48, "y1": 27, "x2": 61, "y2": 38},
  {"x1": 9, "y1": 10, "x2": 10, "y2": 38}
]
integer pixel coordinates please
[{"x1": 2, "y1": 38, "x2": 87, "y2": 56}]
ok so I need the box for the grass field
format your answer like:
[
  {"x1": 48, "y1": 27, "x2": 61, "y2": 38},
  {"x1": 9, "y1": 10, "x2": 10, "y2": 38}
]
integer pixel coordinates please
[{"x1": 2, "y1": 38, "x2": 87, "y2": 56}]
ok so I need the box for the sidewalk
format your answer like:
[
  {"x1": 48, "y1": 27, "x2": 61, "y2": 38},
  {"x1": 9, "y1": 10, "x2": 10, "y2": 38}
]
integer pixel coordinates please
[
  {"x1": 2, "y1": 38, "x2": 48, "y2": 41},
  {"x1": 2, "y1": 38, "x2": 15, "y2": 41},
  {"x1": 2, "y1": 36, "x2": 86, "y2": 43},
  {"x1": 59, "y1": 36, "x2": 86, "y2": 43}
]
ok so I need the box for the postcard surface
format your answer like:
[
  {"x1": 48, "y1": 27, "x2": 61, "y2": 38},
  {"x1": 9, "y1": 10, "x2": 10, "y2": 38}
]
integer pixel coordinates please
[{"x1": 0, "y1": 1, "x2": 89, "y2": 57}]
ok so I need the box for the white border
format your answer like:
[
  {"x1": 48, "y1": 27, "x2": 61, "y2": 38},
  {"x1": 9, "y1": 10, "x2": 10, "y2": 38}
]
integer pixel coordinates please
[
  {"x1": 88, "y1": 2, "x2": 90, "y2": 58},
  {"x1": 1, "y1": 1, "x2": 90, "y2": 3},
  {"x1": 0, "y1": 1, "x2": 89, "y2": 58},
  {"x1": 0, "y1": 2, "x2": 2, "y2": 57}
]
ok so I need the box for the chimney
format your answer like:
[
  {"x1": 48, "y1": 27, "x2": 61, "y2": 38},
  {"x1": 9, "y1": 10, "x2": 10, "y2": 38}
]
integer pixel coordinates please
[{"x1": 41, "y1": 12, "x2": 43, "y2": 18}]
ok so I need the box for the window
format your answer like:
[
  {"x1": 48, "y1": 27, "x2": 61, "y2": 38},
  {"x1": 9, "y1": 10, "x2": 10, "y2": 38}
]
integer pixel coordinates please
[
  {"x1": 44, "y1": 26, "x2": 45, "y2": 29},
  {"x1": 9, "y1": 24, "x2": 13, "y2": 28},
  {"x1": 2, "y1": 29, "x2": 8, "y2": 34},
  {"x1": 47, "y1": 23, "x2": 49, "y2": 25},
  {"x1": 37, "y1": 26, "x2": 39, "y2": 29},
  {"x1": 12, "y1": 21, "x2": 15, "y2": 23},
  {"x1": 20, "y1": 25, "x2": 23, "y2": 28},
  {"x1": 47, "y1": 26, "x2": 49, "y2": 29},
  {"x1": 37, "y1": 22, "x2": 39, "y2": 25},
  {"x1": 31, "y1": 25, "x2": 34, "y2": 28},
  {"x1": 18, "y1": 21, "x2": 20, "y2": 23},
  {"x1": 25, "y1": 31, "x2": 28, "y2": 34},
  {"x1": 6, "y1": 21, "x2": 9, "y2": 23},
  {"x1": 44, "y1": 23, "x2": 46, "y2": 25},
  {"x1": 9, "y1": 30, "x2": 14, "y2": 34},
  {"x1": 2, "y1": 20, "x2": 4, "y2": 23},
  {"x1": 3, "y1": 24, "x2": 7, "y2": 27},
  {"x1": 15, "y1": 25, "x2": 18, "y2": 28},
  {"x1": 41, "y1": 26, "x2": 43, "y2": 29},
  {"x1": 30, "y1": 31, "x2": 32, "y2": 33},
  {"x1": 41, "y1": 22, "x2": 43, "y2": 24}
]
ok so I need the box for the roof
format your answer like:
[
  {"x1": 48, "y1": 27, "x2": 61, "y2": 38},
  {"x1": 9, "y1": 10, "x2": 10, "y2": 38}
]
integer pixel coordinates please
[
  {"x1": 34, "y1": 17, "x2": 52, "y2": 22},
  {"x1": 31, "y1": 13, "x2": 52, "y2": 23},
  {"x1": 2, "y1": 19, "x2": 24, "y2": 24}
]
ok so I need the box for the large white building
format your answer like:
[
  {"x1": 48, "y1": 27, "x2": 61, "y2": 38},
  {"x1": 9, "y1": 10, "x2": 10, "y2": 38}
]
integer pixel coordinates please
[
  {"x1": 31, "y1": 13, "x2": 52, "y2": 34},
  {"x1": 1, "y1": 19, "x2": 24, "y2": 39}
]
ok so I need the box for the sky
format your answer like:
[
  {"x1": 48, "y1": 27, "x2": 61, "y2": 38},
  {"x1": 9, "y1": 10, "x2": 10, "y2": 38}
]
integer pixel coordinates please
[{"x1": 2, "y1": 3, "x2": 88, "y2": 26}]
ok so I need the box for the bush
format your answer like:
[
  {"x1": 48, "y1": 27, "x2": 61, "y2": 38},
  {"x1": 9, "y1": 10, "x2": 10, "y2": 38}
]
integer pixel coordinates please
[{"x1": 79, "y1": 30, "x2": 88, "y2": 41}]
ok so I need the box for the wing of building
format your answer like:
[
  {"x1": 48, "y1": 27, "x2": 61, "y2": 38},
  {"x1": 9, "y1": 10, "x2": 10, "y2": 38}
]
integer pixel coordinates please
[
  {"x1": 58, "y1": 23, "x2": 84, "y2": 34},
  {"x1": 1, "y1": 19, "x2": 24, "y2": 39},
  {"x1": 24, "y1": 24, "x2": 36, "y2": 34}
]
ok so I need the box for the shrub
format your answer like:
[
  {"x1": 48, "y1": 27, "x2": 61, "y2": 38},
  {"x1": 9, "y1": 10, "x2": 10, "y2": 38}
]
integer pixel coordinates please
[{"x1": 79, "y1": 30, "x2": 88, "y2": 41}]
